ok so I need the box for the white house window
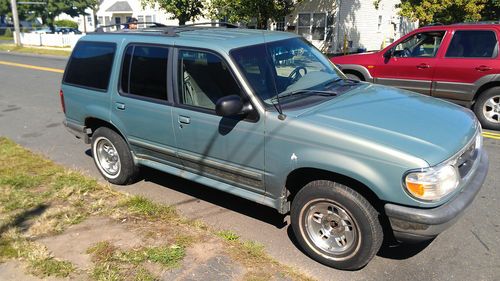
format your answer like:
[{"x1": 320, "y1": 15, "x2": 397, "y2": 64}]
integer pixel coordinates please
[
  {"x1": 312, "y1": 13, "x2": 326, "y2": 40},
  {"x1": 145, "y1": 15, "x2": 152, "y2": 23},
  {"x1": 298, "y1": 13, "x2": 326, "y2": 40},
  {"x1": 298, "y1": 13, "x2": 311, "y2": 37},
  {"x1": 378, "y1": 15, "x2": 382, "y2": 31},
  {"x1": 276, "y1": 17, "x2": 285, "y2": 31},
  {"x1": 137, "y1": 15, "x2": 144, "y2": 28},
  {"x1": 87, "y1": 15, "x2": 93, "y2": 26}
]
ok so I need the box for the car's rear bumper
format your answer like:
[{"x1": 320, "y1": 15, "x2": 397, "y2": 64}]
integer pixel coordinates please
[
  {"x1": 63, "y1": 119, "x2": 91, "y2": 144},
  {"x1": 384, "y1": 150, "x2": 489, "y2": 243}
]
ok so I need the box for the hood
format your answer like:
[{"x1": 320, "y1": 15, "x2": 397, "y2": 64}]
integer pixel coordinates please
[{"x1": 297, "y1": 83, "x2": 479, "y2": 166}]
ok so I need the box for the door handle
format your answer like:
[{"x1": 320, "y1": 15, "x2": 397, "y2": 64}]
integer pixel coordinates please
[
  {"x1": 475, "y1": 65, "x2": 492, "y2": 72},
  {"x1": 178, "y1": 116, "x2": 190, "y2": 124},
  {"x1": 416, "y1": 63, "x2": 431, "y2": 69},
  {"x1": 115, "y1": 102, "x2": 126, "y2": 110}
]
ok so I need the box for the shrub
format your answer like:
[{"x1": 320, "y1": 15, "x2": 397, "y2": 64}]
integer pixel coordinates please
[
  {"x1": 4, "y1": 28, "x2": 13, "y2": 38},
  {"x1": 54, "y1": 19, "x2": 78, "y2": 29}
]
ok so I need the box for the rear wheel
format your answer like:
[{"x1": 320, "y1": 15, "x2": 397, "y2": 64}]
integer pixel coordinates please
[
  {"x1": 91, "y1": 127, "x2": 139, "y2": 185},
  {"x1": 291, "y1": 180, "x2": 383, "y2": 270},
  {"x1": 474, "y1": 87, "x2": 500, "y2": 130}
]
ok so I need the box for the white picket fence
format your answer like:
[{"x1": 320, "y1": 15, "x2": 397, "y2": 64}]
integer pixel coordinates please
[{"x1": 15, "y1": 32, "x2": 83, "y2": 48}]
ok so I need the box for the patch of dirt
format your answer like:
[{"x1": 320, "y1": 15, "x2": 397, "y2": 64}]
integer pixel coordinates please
[
  {"x1": 160, "y1": 239, "x2": 245, "y2": 281},
  {"x1": 37, "y1": 216, "x2": 144, "y2": 269}
]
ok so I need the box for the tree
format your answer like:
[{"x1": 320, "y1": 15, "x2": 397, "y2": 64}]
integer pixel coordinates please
[
  {"x1": 208, "y1": 0, "x2": 301, "y2": 29},
  {"x1": 141, "y1": 0, "x2": 204, "y2": 25},
  {"x1": 398, "y1": 0, "x2": 489, "y2": 25}
]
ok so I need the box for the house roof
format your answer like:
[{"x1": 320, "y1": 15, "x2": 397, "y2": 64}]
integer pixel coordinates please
[{"x1": 105, "y1": 1, "x2": 132, "y2": 12}]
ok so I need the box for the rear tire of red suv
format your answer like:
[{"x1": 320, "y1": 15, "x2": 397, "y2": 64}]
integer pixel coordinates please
[
  {"x1": 91, "y1": 127, "x2": 139, "y2": 185},
  {"x1": 474, "y1": 87, "x2": 500, "y2": 130}
]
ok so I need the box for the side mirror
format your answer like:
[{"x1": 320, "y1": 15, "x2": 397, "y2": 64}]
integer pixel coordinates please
[
  {"x1": 383, "y1": 48, "x2": 393, "y2": 59},
  {"x1": 215, "y1": 95, "x2": 248, "y2": 117}
]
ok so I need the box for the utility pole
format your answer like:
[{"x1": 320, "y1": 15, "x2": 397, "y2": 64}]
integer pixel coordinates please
[{"x1": 10, "y1": 0, "x2": 22, "y2": 46}]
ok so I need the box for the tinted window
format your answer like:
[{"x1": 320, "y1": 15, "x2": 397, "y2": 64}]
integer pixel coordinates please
[
  {"x1": 121, "y1": 45, "x2": 168, "y2": 101},
  {"x1": 178, "y1": 50, "x2": 242, "y2": 110},
  {"x1": 446, "y1": 30, "x2": 498, "y2": 58},
  {"x1": 64, "y1": 41, "x2": 116, "y2": 90}
]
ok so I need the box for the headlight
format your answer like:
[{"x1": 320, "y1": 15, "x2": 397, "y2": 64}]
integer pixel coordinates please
[{"x1": 404, "y1": 164, "x2": 459, "y2": 201}]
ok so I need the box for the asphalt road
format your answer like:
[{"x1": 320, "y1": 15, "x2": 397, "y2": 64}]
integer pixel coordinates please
[{"x1": 0, "y1": 52, "x2": 499, "y2": 281}]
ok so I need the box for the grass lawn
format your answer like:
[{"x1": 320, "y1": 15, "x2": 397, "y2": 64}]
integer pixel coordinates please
[
  {"x1": 0, "y1": 35, "x2": 13, "y2": 41},
  {"x1": 0, "y1": 137, "x2": 313, "y2": 281},
  {"x1": 0, "y1": 44, "x2": 70, "y2": 57}
]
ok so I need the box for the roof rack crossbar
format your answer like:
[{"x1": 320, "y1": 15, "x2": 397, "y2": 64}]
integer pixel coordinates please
[{"x1": 95, "y1": 22, "x2": 167, "y2": 33}]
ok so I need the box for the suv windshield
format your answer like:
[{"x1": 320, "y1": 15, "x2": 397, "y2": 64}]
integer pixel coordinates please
[{"x1": 230, "y1": 38, "x2": 344, "y2": 105}]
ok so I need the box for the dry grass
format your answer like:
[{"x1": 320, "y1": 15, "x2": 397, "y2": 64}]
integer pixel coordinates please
[{"x1": 0, "y1": 137, "x2": 315, "y2": 281}]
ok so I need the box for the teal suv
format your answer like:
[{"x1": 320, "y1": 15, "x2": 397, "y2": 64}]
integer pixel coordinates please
[{"x1": 62, "y1": 23, "x2": 489, "y2": 270}]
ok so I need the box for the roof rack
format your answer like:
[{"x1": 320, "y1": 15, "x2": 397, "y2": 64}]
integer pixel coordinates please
[
  {"x1": 94, "y1": 21, "x2": 241, "y2": 36},
  {"x1": 95, "y1": 22, "x2": 166, "y2": 33}
]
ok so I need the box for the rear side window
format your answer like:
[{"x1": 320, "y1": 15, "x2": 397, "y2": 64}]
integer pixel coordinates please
[
  {"x1": 120, "y1": 45, "x2": 169, "y2": 101},
  {"x1": 64, "y1": 41, "x2": 116, "y2": 91},
  {"x1": 445, "y1": 30, "x2": 498, "y2": 58}
]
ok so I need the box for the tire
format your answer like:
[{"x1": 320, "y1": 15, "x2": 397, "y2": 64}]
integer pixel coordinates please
[
  {"x1": 91, "y1": 127, "x2": 139, "y2": 185},
  {"x1": 291, "y1": 180, "x2": 383, "y2": 270},
  {"x1": 345, "y1": 72, "x2": 363, "y2": 81},
  {"x1": 474, "y1": 87, "x2": 500, "y2": 130}
]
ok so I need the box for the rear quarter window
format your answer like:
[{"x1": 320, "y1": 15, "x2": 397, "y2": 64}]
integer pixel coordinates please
[{"x1": 63, "y1": 41, "x2": 116, "y2": 91}]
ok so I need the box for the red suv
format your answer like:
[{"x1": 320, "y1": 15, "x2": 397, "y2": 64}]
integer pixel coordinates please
[{"x1": 331, "y1": 23, "x2": 500, "y2": 130}]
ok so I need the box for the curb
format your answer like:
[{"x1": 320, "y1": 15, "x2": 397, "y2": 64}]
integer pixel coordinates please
[{"x1": 0, "y1": 50, "x2": 68, "y2": 61}]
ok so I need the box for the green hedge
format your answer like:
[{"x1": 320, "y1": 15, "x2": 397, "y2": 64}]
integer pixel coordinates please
[{"x1": 54, "y1": 19, "x2": 78, "y2": 29}]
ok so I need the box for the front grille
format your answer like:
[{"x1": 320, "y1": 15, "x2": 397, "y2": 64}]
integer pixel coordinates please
[{"x1": 456, "y1": 136, "x2": 479, "y2": 179}]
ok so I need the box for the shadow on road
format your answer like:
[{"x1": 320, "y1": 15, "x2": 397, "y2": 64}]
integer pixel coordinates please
[
  {"x1": 85, "y1": 148, "x2": 431, "y2": 262},
  {"x1": 140, "y1": 166, "x2": 288, "y2": 229}
]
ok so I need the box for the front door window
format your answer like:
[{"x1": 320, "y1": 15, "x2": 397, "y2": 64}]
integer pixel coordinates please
[{"x1": 394, "y1": 31, "x2": 445, "y2": 58}]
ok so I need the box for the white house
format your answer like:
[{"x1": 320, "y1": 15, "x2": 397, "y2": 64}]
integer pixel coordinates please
[{"x1": 274, "y1": 0, "x2": 418, "y2": 53}]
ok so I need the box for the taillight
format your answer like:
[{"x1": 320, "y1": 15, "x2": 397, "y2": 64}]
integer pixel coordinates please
[{"x1": 59, "y1": 89, "x2": 66, "y2": 114}]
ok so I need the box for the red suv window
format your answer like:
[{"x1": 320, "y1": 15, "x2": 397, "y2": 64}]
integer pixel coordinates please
[{"x1": 445, "y1": 30, "x2": 498, "y2": 58}]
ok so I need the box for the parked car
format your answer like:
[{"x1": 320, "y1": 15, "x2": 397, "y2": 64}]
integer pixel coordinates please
[
  {"x1": 331, "y1": 23, "x2": 500, "y2": 130},
  {"x1": 61, "y1": 24, "x2": 488, "y2": 270},
  {"x1": 54, "y1": 27, "x2": 82, "y2": 34}
]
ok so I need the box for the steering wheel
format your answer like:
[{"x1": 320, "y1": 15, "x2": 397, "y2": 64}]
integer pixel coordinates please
[
  {"x1": 288, "y1": 66, "x2": 307, "y2": 82},
  {"x1": 402, "y1": 47, "x2": 411, "y2": 58}
]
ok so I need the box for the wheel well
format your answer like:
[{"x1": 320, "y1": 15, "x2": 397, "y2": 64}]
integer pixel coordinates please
[
  {"x1": 342, "y1": 69, "x2": 365, "y2": 81},
  {"x1": 85, "y1": 118, "x2": 125, "y2": 140},
  {"x1": 285, "y1": 168, "x2": 382, "y2": 212},
  {"x1": 474, "y1": 82, "x2": 500, "y2": 105},
  {"x1": 285, "y1": 168, "x2": 395, "y2": 243}
]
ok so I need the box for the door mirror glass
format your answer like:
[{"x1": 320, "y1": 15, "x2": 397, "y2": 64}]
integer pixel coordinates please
[
  {"x1": 383, "y1": 48, "x2": 393, "y2": 59},
  {"x1": 215, "y1": 95, "x2": 245, "y2": 117}
]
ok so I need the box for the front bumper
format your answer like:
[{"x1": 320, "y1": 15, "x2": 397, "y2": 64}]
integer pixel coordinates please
[{"x1": 384, "y1": 150, "x2": 489, "y2": 243}]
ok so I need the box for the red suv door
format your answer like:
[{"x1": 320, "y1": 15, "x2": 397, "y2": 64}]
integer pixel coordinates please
[
  {"x1": 432, "y1": 28, "x2": 499, "y2": 104},
  {"x1": 370, "y1": 30, "x2": 447, "y2": 95}
]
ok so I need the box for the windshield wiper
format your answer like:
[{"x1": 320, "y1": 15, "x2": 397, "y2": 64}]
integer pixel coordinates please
[
  {"x1": 324, "y1": 77, "x2": 360, "y2": 88},
  {"x1": 271, "y1": 89, "x2": 339, "y2": 102}
]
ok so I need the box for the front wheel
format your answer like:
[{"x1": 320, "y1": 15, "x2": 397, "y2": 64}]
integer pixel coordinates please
[
  {"x1": 91, "y1": 127, "x2": 139, "y2": 185},
  {"x1": 291, "y1": 180, "x2": 383, "y2": 270},
  {"x1": 474, "y1": 87, "x2": 500, "y2": 130}
]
